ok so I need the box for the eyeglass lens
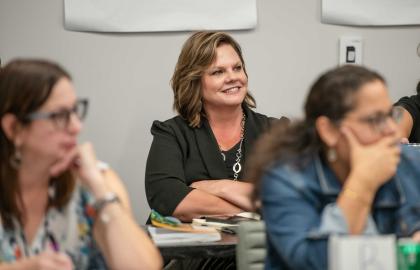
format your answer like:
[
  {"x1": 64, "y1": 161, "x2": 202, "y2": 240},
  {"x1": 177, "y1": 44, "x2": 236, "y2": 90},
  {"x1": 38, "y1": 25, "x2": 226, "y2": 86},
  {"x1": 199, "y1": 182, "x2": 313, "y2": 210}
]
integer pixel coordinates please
[
  {"x1": 372, "y1": 107, "x2": 402, "y2": 133},
  {"x1": 53, "y1": 99, "x2": 88, "y2": 129}
]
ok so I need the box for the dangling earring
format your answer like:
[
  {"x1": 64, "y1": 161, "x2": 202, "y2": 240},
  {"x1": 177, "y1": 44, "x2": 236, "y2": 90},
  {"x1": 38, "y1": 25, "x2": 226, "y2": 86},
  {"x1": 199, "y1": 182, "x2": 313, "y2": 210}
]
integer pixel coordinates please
[
  {"x1": 9, "y1": 146, "x2": 22, "y2": 169},
  {"x1": 327, "y1": 148, "x2": 337, "y2": 162},
  {"x1": 48, "y1": 183, "x2": 56, "y2": 199}
]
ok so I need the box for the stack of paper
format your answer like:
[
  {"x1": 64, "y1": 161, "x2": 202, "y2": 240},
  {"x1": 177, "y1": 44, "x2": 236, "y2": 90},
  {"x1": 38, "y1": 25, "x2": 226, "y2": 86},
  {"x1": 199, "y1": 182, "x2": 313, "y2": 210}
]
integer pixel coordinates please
[{"x1": 147, "y1": 226, "x2": 221, "y2": 245}]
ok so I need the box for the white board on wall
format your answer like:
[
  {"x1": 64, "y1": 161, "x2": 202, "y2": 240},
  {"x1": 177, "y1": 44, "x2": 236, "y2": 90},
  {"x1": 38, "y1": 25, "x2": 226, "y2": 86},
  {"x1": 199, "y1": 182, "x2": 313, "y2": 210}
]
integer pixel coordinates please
[
  {"x1": 64, "y1": 0, "x2": 257, "y2": 32},
  {"x1": 322, "y1": 0, "x2": 420, "y2": 26}
]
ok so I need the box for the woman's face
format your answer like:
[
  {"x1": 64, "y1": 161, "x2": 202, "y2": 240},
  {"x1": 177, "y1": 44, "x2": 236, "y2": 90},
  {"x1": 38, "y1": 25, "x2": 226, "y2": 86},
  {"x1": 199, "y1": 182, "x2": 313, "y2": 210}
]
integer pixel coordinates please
[
  {"x1": 201, "y1": 44, "x2": 248, "y2": 111},
  {"x1": 19, "y1": 78, "x2": 82, "y2": 165},
  {"x1": 335, "y1": 79, "x2": 401, "y2": 162}
]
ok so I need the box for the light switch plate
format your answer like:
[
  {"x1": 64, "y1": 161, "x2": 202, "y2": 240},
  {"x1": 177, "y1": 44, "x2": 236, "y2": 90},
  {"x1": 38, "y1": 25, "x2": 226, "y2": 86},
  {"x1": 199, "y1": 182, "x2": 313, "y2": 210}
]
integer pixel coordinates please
[{"x1": 339, "y1": 36, "x2": 363, "y2": 65}]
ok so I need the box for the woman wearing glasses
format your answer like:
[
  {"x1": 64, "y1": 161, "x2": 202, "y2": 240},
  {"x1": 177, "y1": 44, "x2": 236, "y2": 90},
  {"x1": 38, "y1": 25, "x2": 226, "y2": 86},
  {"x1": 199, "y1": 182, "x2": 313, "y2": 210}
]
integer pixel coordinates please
[
  {"x1": 0, "y1": 59, "x2": 162, "y2": 270},
  {"x1": 247, "y1": 65, "x2": 420, "y2": 269}
]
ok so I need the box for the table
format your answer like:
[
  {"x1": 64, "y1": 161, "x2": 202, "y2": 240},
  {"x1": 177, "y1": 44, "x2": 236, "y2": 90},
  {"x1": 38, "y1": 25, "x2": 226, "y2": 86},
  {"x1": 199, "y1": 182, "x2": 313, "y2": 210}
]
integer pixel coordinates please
[{"x1": 157, "y1": 232, "x2": 237, "y2": 260}]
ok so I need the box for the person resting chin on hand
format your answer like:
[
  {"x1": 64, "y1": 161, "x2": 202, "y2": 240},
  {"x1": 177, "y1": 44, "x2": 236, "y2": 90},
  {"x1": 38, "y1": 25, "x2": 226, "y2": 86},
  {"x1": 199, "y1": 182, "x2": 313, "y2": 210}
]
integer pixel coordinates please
[{"x1": 0, "y1": 59, "x2": 162, "y2": 270}]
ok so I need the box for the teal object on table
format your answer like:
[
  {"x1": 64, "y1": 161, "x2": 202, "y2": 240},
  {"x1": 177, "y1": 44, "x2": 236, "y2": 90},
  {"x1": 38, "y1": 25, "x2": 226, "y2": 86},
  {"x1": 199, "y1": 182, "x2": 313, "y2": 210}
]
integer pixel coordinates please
[
  {"x1": 150, "y1": 209, "x2": 181, "y2": 226},
  {"x1": 397, "y1": 238, "x2": 420, "y2": 270}
]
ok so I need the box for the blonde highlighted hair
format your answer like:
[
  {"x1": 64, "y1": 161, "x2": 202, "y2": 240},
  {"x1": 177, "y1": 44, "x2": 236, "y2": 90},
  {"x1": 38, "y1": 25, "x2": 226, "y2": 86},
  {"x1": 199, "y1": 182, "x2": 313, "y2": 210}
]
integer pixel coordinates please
[{"x1": 171, "y1": 31, "x2": 256, "y2": 127}]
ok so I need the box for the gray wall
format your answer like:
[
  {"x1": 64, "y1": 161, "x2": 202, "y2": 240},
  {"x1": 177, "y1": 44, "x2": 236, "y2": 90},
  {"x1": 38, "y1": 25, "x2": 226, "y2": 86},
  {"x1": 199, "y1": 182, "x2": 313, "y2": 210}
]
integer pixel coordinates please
[{"x1": 1, "y1": 0, "x2": 419, "y2": 224}]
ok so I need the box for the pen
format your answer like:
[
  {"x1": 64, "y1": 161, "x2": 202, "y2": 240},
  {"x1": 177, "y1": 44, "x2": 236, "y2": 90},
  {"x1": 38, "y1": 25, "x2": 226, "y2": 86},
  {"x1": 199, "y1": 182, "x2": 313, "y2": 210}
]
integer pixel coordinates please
[
  {"x1": 219, "y1": 227, "x2": 236, "y2": 235},
  {"x1": 48, "y1": 233, "x2": 60, "y2": 252}
]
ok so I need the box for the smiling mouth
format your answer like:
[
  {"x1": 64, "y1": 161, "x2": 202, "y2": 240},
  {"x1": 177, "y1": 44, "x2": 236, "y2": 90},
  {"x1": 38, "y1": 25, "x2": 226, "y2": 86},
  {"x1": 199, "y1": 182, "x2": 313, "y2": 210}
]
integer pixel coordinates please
[{"x1": 221, "y1": 86, "x2": 241, "y2": 94}]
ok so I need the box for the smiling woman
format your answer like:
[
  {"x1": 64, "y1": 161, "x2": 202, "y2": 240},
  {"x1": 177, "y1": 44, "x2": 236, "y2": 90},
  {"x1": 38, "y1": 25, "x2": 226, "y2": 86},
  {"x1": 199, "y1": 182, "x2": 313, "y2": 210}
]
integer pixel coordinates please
[
  {"x1": 201, "y1": 43, "x2": 248, "y2": 111},
  {"x1": 145, "y1": 31, "x2": 288, "y2": 269}
]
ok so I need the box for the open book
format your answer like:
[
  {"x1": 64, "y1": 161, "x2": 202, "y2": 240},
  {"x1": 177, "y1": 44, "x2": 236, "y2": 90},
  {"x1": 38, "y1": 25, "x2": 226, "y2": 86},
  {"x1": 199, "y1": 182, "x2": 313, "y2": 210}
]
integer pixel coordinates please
[{"x1": 148, "y1": 210, "x2": 221, "y2": 245}]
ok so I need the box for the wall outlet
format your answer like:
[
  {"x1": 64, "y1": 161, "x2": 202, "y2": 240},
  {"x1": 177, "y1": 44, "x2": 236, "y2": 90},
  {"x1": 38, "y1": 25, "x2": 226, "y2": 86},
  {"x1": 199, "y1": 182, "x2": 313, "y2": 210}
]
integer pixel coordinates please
[{"x1": 339, "y1": 36, "x2": 362, "y2": 65}]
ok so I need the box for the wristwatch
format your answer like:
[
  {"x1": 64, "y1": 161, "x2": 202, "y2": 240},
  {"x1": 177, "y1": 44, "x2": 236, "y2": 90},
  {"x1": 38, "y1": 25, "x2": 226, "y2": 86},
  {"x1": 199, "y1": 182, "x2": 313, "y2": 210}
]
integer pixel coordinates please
[{"x1": 92, "y1": 192, "x2": 120, "y2": 223}]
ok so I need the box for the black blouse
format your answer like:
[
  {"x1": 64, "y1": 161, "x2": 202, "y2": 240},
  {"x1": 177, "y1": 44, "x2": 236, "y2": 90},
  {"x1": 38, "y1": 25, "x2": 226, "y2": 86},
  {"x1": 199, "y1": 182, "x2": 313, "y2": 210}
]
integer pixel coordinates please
[
  {"x1": 395, "y1": 94, "x2": 420, "y2": 143},
  {"x1": 221, "y1": 141, "x2": 241, "y2": 180},
  {"x1": 145, "y1": 105, "x2": 285, "y2": 216}
]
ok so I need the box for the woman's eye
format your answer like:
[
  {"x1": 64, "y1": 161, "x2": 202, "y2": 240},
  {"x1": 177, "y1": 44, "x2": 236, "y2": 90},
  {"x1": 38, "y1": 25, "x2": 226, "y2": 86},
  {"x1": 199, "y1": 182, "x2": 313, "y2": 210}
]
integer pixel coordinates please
[
  {"x1": 52, "y1": 111, "x2": 68, "y2": 121},
  {"x1": 211, "y1": 70, "x2": 223, "y2": 76},
  {"x1": 368, "y1": 115, "x2": 384, "y2": 126},
  {"x1": 234, "y1": 65, "x2": 242, "y2": 71}
]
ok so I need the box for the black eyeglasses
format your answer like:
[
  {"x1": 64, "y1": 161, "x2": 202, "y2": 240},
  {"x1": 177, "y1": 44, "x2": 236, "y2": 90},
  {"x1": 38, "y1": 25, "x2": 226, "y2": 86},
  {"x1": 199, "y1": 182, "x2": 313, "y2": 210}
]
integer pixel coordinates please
[
  {"x1": 355, "y1": 106, "x2": 403, "y2": 133},
  {"x1": 24, "y1": 99, "x2": 89, "y2": 130}
]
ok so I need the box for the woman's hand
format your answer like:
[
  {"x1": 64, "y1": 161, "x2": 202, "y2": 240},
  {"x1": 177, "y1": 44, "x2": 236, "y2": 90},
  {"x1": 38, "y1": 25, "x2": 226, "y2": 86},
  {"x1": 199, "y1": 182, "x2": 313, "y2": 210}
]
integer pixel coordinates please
[
  {"x1": 342, "y1": 126, "x2": 401, "y2": 193},
  {"x1": 337, "y1": 127, "x2": 401, "y2": 234},
  {"x1": 401, "y1": 137, "x2": 409, "y2": 144},
  {"x1": 412, "y1": 231, "x2": 420, "y2": 242},
  {"x1": 190, "y1": 179, "x2": 226, "y2": 194},
  {"x1": 71, "y1": 142, "x2": 109, "y2": 197},
  {"x1": 190, "y1": 179, "x2": 254, "y2": 211},
  {"x1": 49, "y1": 142, "x2": 108, "y2": 197},
  {"x1": 25, "y1": 251, "x2": 73, "y2": 270}
]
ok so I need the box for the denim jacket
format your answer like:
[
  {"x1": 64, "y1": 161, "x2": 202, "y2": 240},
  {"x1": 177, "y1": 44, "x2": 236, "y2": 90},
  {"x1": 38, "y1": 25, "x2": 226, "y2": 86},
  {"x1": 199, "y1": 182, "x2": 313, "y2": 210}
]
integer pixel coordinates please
[{"x1": 261, "y1": 145, "x2": 420, "y2": 270}]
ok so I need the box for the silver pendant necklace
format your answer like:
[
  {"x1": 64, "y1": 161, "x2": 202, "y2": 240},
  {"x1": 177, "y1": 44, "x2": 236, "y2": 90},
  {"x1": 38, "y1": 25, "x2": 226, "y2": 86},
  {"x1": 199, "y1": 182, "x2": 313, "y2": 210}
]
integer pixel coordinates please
[
  {"x1": 220, "y1": 152, "x2": 226, "y2": 162},
  {"x1": 219, "y1": 113, "x2": 245, "y2": 181}
]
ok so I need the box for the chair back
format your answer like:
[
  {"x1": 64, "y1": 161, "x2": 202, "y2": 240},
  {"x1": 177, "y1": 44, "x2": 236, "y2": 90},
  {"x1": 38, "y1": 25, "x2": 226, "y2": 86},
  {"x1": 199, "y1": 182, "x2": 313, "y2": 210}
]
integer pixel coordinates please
[{"x1": 236, "y1": 221, "x2": 266, "y2": 270}]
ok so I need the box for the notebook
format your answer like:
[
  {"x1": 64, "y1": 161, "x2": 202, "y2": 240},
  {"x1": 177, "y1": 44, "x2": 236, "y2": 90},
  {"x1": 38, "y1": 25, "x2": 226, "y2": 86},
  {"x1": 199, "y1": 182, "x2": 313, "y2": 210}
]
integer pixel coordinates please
[{"x1": 147, "y1": 225, "x2": 221, "y2": 245}]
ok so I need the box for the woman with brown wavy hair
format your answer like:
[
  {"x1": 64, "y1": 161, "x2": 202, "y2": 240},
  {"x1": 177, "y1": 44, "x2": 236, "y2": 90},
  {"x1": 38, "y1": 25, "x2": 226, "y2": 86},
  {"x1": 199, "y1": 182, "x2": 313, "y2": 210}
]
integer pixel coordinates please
[
  {"x1": 145, "y1": 32, "x2": 286, "y2": 224},
  {"x1": 0, "y1": 59, "x2": 162, "y2": 270}
]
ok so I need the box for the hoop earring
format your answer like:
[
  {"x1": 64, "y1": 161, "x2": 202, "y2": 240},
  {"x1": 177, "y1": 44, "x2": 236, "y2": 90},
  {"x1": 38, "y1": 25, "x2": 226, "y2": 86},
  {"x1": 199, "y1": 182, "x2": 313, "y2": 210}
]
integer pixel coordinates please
[
  {"x1": 327, "y1": 148, "x2": 337, "y2": 162},
  {"x1": 10, "y1": 147, "x2": 22, "y2": 169}
]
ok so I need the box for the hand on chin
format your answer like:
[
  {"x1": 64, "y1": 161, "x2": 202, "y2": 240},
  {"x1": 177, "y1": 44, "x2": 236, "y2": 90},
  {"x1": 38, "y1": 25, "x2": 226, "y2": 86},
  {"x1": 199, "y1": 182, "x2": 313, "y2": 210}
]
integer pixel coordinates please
[
  {"x1": 49, "y1": 148, "x2": 78, "y2": 177},
  {"x1": 70, "y1": 142, "x2": 106, "y2": 192}
]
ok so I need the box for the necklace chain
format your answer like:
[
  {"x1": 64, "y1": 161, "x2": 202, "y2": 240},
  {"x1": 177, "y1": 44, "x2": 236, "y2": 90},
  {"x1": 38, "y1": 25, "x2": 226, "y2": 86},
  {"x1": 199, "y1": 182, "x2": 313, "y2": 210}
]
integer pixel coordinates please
[{"x1": 219, "y1": 113, "x2": 245, "y2": 181}]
